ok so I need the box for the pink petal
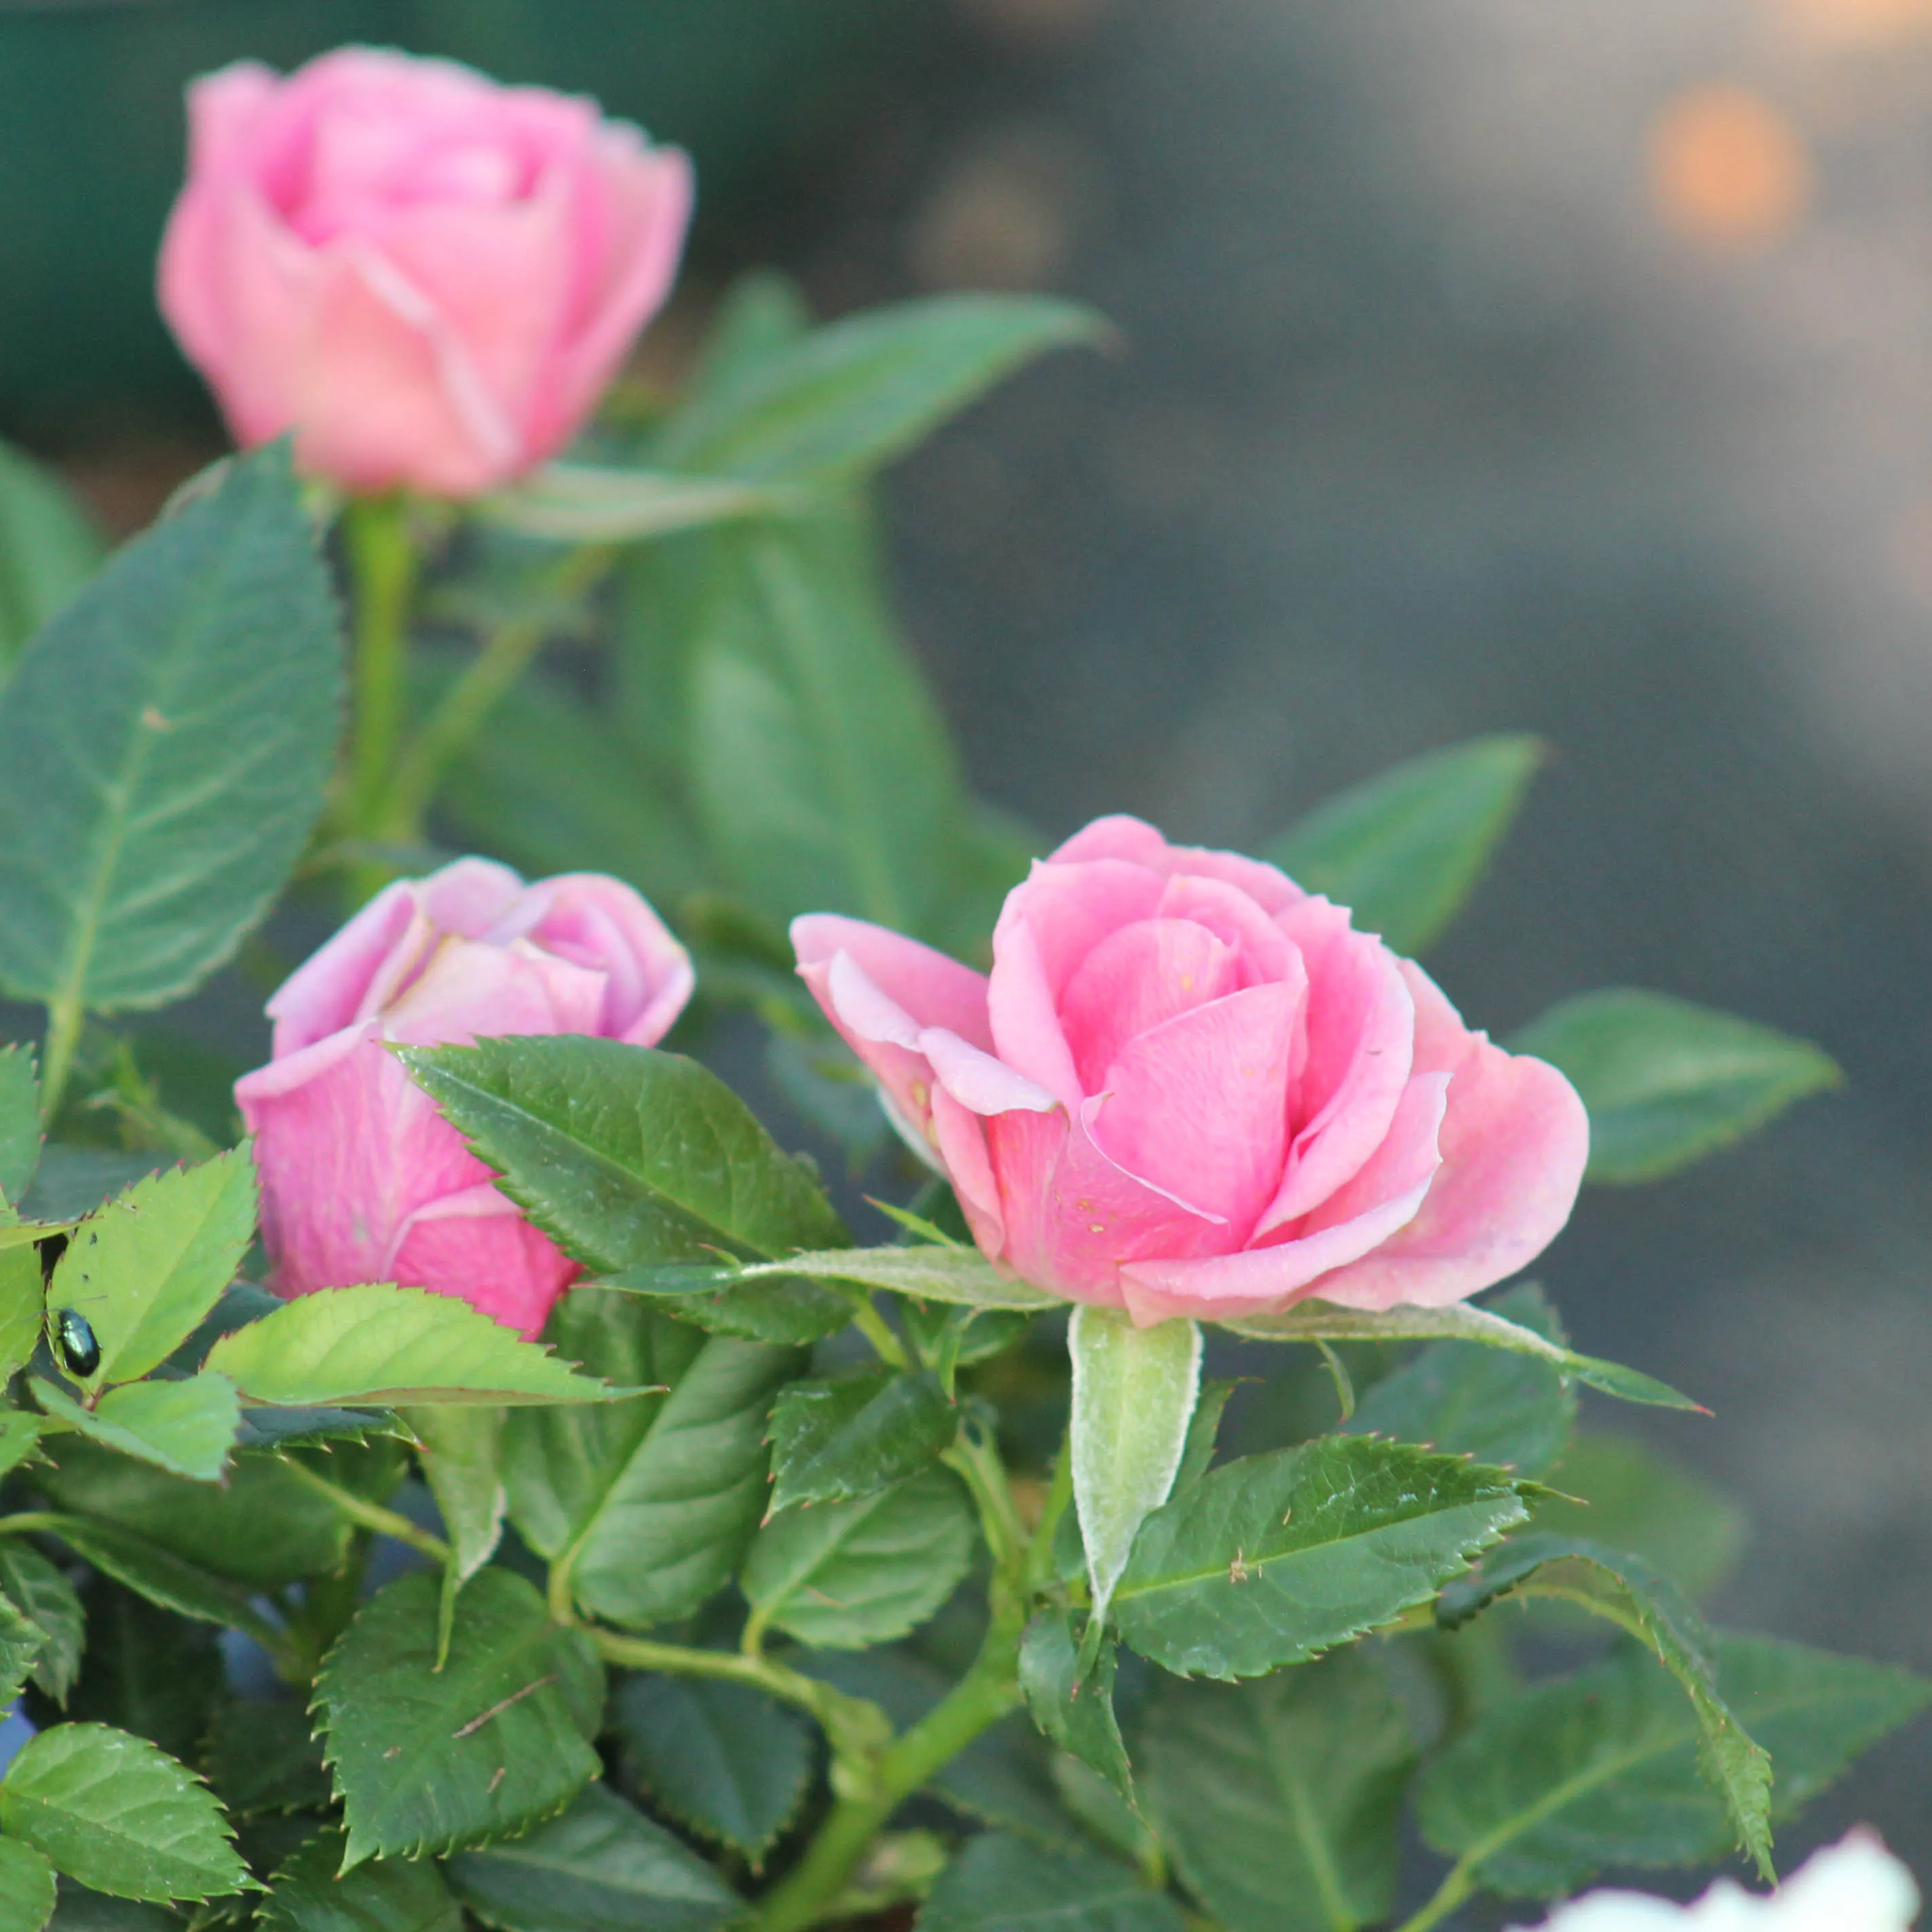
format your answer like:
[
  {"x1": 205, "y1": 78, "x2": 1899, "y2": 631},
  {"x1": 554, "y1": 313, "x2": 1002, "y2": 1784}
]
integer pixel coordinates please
[
  {"x1": 383, "y1": 935, "x2": 607, "y2": 1047},
  {"x1": 519, "y1": 873, "x2": 693, "y2": 1044},
  {"x1": 265, "y1": 879, "x2": 421, "y2": 1056},
  {"x1": 985, "y1": 908, "x2": 1084, "y2": 1108},
  {"x1": 1057, "y1": 917, "x2": 1243, "y2": 1093},
  {"x1": 1155, "y1": 872, "x2": 1292, "y2": 980},
  {"x1": 921, "y1": 1027, "x2": 1058, "y2": 1117},
  {"x1": 387, "y1": 1180, "x2": 578, "y2": 1338},
  {"x1": 928, "y1": 1083, "x2": 1005, "y2": 1256},
  {"x1": 792, "y1": 916, "x2": 992, "y2": 1047},
  {"x1": 420, "y1": 857, "x2": 527, "y2": 938},
  {"x1": 1047, "y1": 815, "x2": 1304, "y2": 916},
  {"x1": 794, "y1": 937, "x2": 948, "y2": 1148}
]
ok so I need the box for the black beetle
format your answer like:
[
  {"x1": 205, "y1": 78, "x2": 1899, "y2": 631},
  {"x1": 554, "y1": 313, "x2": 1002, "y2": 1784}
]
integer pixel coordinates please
[{"x1": 52, "y1": 1307, "x2": 99, "y2": 1380}]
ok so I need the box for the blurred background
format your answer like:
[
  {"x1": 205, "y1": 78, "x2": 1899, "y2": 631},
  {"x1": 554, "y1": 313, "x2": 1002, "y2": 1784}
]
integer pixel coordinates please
[{"x1": 3, "y1": 0, "x2": 1931, "y2": 1900}]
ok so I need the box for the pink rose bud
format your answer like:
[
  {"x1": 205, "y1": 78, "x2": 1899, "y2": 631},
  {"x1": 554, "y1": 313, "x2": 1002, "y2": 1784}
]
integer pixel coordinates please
[
  {"x1": 236, "y1": 859, "x2": 693, "y2": 1336},
  {"x1": 158, "y1": 47, "x2": 693, "y2": 498},
  {"x1": 794, "y1": 814, "x2": 1589, "y2": 1326}
]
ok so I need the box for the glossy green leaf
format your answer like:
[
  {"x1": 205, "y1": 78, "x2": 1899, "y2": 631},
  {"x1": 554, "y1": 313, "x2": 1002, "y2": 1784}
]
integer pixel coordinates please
[
  {"x1": 1266, "y1": 736, "x2": 1545, "y2": 954},
  {"x1": 0, "y1": 440, "x2": 104, "y2": 689},
  {"x1": 613, "y1": 1673, "x2": 813, "y2": 1866},
  {"x1": 0, "y1": 1251, "x2": 45, "y2": 1385},
  {"x1": 60, "y1": 1581, "x2": 220, "y2": 1762},
  {"x1": 0, "y1": 1724, "x2": 248, "y2": 1903},
  {"x1": 314, "y1": 1568, "x2": 602, "y2": 1869},
  {"x1": 31, "y1": 1375, "x2": 239, "y2": 1484},
  {"x1": 1113, "y1": 1436, "x2": 1527, "y2": 1680},
  {"x1": 1512, "y1": 990, "x2": 1841, "y2": 1184},
  {"x1": 742, "y1": 1465, "x2": 975, "y2": 1650},
  {"x1": 398, "y1": 1037, "x2": 847, "y2": 1275},
  {"x1": 257, "y1": 1829, "x2": 458, "y2": 1932},
  {"x1": 1070, "y1": 1307, "x2": 1202, "y2": 1627},
  {"x1": 31, "y1": 1514, "x2": 279, "y2": 1650},
  {"x1": 0, "y1": 1044, "x2": 40, "y2": 1205},
  {"x1": 1345, "y1": 1282, "x2": 1574, "y2": 1477},
  {"x1": 1418, "y1": 1635, "x2": 1932, "y2": 1897},
  {"x1": 685, "y1": 1245, "x2": 1057, "y2": 1311},
  {"x1": 442, "y1": 1783, "x2": 740, "y2": 1932},
  {"x1": 653, "y1": 293, "x2": 1102, "y2": 484},
  {"x1": 1018, "y1": 1614, "x2": 1132, "y2": 1802},
  {"x1": 48, "y1": 1148, "x2": 256, "y2": 1386},
  {"x1": 203, "y1": 1703, "x2": 331, "y2": 1819},
  {"x1": 918, "y1": 1834, "x2": 1185, "y2": 1932},
  {"x1": 202, "y1": 1283, "x2": 622, "y2": 1408},
  {"x1": 767, "y1": 1367, "x2": 957, "y2": 1513},
  {"x1": 1143, "y1": 1651, "x2": 1414, "y2": 1932},
  {"x1": 0, "y1": 1543, "x2": 84, "y2": 1704},
  {"x1": 0, "y1": 1840, "x2": 57, "y2": 1932},
  {"x1": 0, "y1": 443, "x2": 341, "y2": 1013}
]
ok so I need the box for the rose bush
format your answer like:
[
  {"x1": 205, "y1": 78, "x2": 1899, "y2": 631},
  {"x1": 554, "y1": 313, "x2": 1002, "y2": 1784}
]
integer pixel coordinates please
[
  {"x1": 796, "y1": 812, "x2": 1589, "y2": 1323},
  {"x1": 235, "y1": 857, "x2": 691, "y2": 1334},
  {"x1": 158, "y1": 46, "x2": 692, "y2": 495}
]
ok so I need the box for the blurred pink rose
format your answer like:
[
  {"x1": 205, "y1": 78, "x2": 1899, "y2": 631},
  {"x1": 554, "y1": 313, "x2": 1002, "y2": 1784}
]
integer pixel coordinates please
[
  {"x1": 159, "y1": 47, "x2": 693, "y2": 497},
  {"x1": 795, "y1": 815, "x2": 1588, "y2": 1326},
  {"x1": 237, "y1": 859, "x2": 693, "y2": 1336}
]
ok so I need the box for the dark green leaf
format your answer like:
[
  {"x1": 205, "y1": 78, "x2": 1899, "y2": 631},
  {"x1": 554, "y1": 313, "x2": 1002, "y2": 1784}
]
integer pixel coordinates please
[
  {"x1": 31, "y1": 1375, "x2": 239, "y2": 1484},
  {"x1": 1418, "y1": 1634, "x2": 1932, "y2": 1897},
  {"x1": 0, "y1": 1543, "x2": 84, "y2": 1703},
  {"x1": 1143, "y1": 1652, "x2": 1414, "y2": 1932},
  {"x1": 743, "y1": 1465, "x2": 976, "y2": 1650},
  {"x1": 767, "y1": 1368, "x2": 957, "y2": 1513},
  {"x1": 442, "y1": 1783, "x2": 740, "y2": 1932},
  {"x1": 0, "y1": 444, "x2": 341, "y2": 1013},
  {"x1": 1018, "y1": 1615, "x2": 1132, "y2": 1802},
  {"x1": 1265, "y1": 736, "x2": 1545, "y2": 955},
  {"x1": 34, "y1": 1513, "x2": 279, "y2": 1651},
  {"x1": 406, "y1": 1405, "x2": 505, "y2": 1587},
  {"x1": 43, "y1": 1881, "x2": 173, "y2": 1932},
  {"x1": 257, "y1": 1828, "x2": 458, "y2": 1932},
  {"x1": 1171, "y1": 1379, "x2": 1238, "y2": 1494},
  {"x1": 60, "y1": 1581, "x2": 221, "y2": 1762},
  {"x1": 598, "y1": 1263, "x2": 856, "y2": 1346},
  {"x1": 0, "y1": 1840, "x2": 57, "y2": 1932},
  {"x1": 1511, "y1": 990, "x2": 1841, "y2": 1184},
  {"x1": 0, "y1": 1252, "x2": 44, "y2": 1386},
  {"x1": 0, "y1": 1589, "x2": 47, "y2": 1709},
  {"x1": 0, "y1": 1723, "x2": 249, "y2": 1902},
  {"x1": 0, "y1": 1043, "x2": 40, "y2": 1206},
  {"x1": 313, "y1": 1568, "x2": 602, "y2": 1868},
  {"x1": 613, "y1": 1673, "x2": 811, "y2": 1865},
  {"x1": 0, "y1": 440, "x2": 104, "y2": 689},
  {"x1": 1112, "y1": 1436, "x2": 1528, "y2": 1680},
  {"x1": 17, "y1": 1153, "x2": 165, "y2": 1226},
  {"x1": 202, "y1": 1703, "x2": 331, "y2": 1819},
  {"x1": 917, "y1": 1834, "x2": 1184, "y2": 1932}
]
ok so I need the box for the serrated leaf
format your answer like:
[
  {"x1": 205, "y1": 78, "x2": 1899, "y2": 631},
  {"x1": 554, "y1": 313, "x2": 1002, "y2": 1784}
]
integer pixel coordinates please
[
  {"x1": 1070, "y1": 1307, "x2": 1201, "y2": 1628},
  {"x1": 918, "y1": 1834, "x2": 1185, "y2": 1932},
  {"x1": 678, "y1": 1246, "x2": 1057, "y2": 1311},
  {"x1": 1511, "y1": 989, "x2": 1840, "y2": 1185},
  {"x1": 0, "y1": 1251, "x2": 45, "y2": 1385},
  {"x1": 1143, "y1": 1651, "x2": 1414, "y2": 1932},
  {"x1": 443, "y1": 1783, "x2": 740, "y2": 1932},
  {"x1": 1112, "y1": 1436, "x2": 1527, "y2": 1680},
  {"x1": 31, "y1": 1375, "x2": 239, "y2": 1484},
  {"x1": 613, "y1": 1674, "x2": 811, "y2": 1866},
  {"x1": 19, "y1": 1153, "x2": 165, "y2": 1226},
  {"x1": 43, "y1": 1881, "x2": 174, "y2": 1932},
  {"x1": 202, "y1": 1284, "x2": 621, "y2": 1408},
  {"x1": 1345, "y1": 1281, "x2": 1574, "y2": 1477},
  {"x1": 1224, "y1": 1293, "x2": 1701, "y2": 1410},
  {"x1": 60, "y1": 1581, "x2": 220, "y2": 1762},
  {"x1": 0, "y1": 1724, "x2": 248, "y2": 1903},
  {"x1": 1418, "y1": 1634, "x2": 1932, "y2": 1897},
  {"x1": 0, "y1": 1414, "x2": 47, "y2": 1484},
  {"x1": 0, "y1": 439, "x2": 104, "y2": 690},
  {"x1": 0, "y1": 443, "x2": 341, "y2": 1014},
  {"x1": 0, "y1": 1588, "x2": 47, "y2": 1709},
  {"x1": 398, "y1": 1039, "x2": 847, "y2": 1282},
  {"x1": 742, "y1": 1465, "x2": 975, "y2": 1650},
  {"x1": 1266, "y1": 736, "x2": 1545, "y2": 955},
  {"x1": 596, "y1": 1265, "x2": 857, "y2": 1345},
  {"x1": 47, "y1": 1149, "x2": 256, "y2": 1386},
  {"x1": 257, "y1": 1828, "x2": 458, "y2": 1932},
  {"x1": 314, "y1": 1568, "x2": 602, "y2": 1868},
  {"x1": 767, "y1": 1368, "x2": 957, "y2": 1513},
  {"x1": 1018, "y1": 1615, "x2": 1132, "y2": 1803},
  {"x1": 0, "y1": 1045, "x2": 40, "y2": 1205},
  {"x1": 0, "y1": 1544, "x2": 84, "y2": 1704},
  {"x1": 0, "y1": 1841, "x2": 57, "y2": 1932},
  {"x1": 203, "y1": 1704, "x2": 331, "y2": 1819},
  {"x1": 28, "y1": 1514, "x2": 279, "y2": 1650}
]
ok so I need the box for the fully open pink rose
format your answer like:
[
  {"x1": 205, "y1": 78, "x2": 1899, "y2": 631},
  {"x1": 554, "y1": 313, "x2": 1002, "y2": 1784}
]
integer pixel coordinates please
[
  {"x1": 795, "y1": 815, "x2": 1588, "y2": 1326},
  {"x1": 236, "y1": 859, "x2": 693, "y2": 1336},
  {"x1": 159, "y1": 47, "x2": 693, "y2": 497}
]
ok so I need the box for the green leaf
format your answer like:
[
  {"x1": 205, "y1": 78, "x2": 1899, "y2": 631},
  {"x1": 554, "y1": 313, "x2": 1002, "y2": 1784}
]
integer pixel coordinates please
[
  {"x1": 0, "y1": 1588, "x2": 47, "y2": 1709},
  {"x1": 313, "y1": 1568, "x2": 602, "y2": 1869},
  {"x1": 0, "y1": 443, "x2": 342, "y2": 1014},
  {"x1": 0, "y1": 440, "x2": 104, "y2": 689},
  {"x1": 1113, "y1": 1436, "x2": 1528, "y2": 1680},
  {"x1": 742, "y1": 1465, "x2": 976, "y2": 1649},
  {"x1": 680, "y1": 1245, "x2": 1057, "y2": 1311},
  {"x1": 1070, "y1": 1307, "x2": 1202, "y2": 1626},
  {"x1": 652, "y1": 294, "x2": 1104, "y2": 485},
  {"x1": 202, "y1": 1703, "x2": 331, "y2": 1819},
  {"x1": 43, "y1": 1882, "x2": 174, "y2": 1932},
  {"x1": 1018, "y1": 1614, "x2": 1132, "y2": 1802},
  {"x1": 257, "y1": 1829, "x2": 458, "y2": 1932},
  {"x1": 0, "y1": 1250, "x2": 46, "y2": 1385},
  {"x1": 398, "y1": 1037, "x2": 847, "y2": 1277},
  {"x1": 31, "y1": 1375, "x2": 239, "y2": 1484},
  {"x1": 1171, "y1": 1379, "x2": 1238, "y2": 1495},
  {"x1": 201, "y1": 1283, "x2": 623, "y2": 1408},
  {"x1": 1265, "y1": 736, "x2": 1545, "y2": 955},
  {"x1": 479, "y1": 467, "x2": 779, "y2": 543},
  {"x1": 48, "y1": 1148, "x2": 257, "y2": 1386},
  {"x1": 1224, "y1": 1294, "x2": 1701, "y2": 1411},
  {"x1": 0, "y1": 1841, "x2": 57, "y2": 1932},
  {"x1": 1418, "y1": 1634, "x2": 1932, "y2": 1897},
  {"x1": 407, "y1": 1404, "x2": 507, "y2": 1665},
  {"x1": 612, "y1": 1673, "x2": 812, "y2": 1866},
  {"x1": 60, "y1": 1581, "x2": 220, "y2": 1762},
  {"x1": 0, "y1": 1543, "x2": 84, "y2": 1704},
  {"x1": 442, "y1": 1783, "x2": 741, "y2": 1932},
  {"x1": 598, "y1": 1265, "x2": 857, "y2": 1346},
  {"x1": 767, "y1": 1367, "x2": 957, "y2": 1513},
  {"x1": 918, "y1": 1834, "x2": 1185, "y2": 1932},
  {"x1": 0, "y1": 1414, "x2": 47, "y2": 1485},
  {"x1": 1511, "y1": 990, "x2": 1841, "y2": 1184},
  {"x1": 30, "y1": 1513, "x2": 279, "y2": 1650},
  {"x1": 0, "y1": 1044, "x2": 40, "y2": 1206},
  {"x1": 19, "y1": 1153, "x2": 165, "y2": 1226},
  {"x1": 1345, "y1": 1281, "x2": 1574, "y2": 1477},
  {"x1": 0, "y1": 1724, "x2": 248, "y2": 1903},
  {"x1": 1142, "y1": 1651, "x2": 1414, "y2": 1932}
]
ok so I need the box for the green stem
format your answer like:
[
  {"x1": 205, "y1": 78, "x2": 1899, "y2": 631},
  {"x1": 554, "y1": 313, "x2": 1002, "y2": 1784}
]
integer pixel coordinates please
[
  {"x1": 341, "y1": 492, "x2": 421, "y2": 906},
  {"x1": 1391, "y1": 1861, "x2": 1477, "y2": 1932},
  {"x1": 1024, "y1": 1431, "x2": 1075, "y2": 1597},
  {"x1": 276, "y1": 1455, "x2": 451, "y2": 1566},
  {"x1": 849, "y1": 1295, "x2": 908, "y2": 1370},
  {"x1": 37, "y1": 994, "x2": 84, "y2": 1127},
  {"x1": 943, "y1": 1420, "x2": 1028, "y2": 1583}
]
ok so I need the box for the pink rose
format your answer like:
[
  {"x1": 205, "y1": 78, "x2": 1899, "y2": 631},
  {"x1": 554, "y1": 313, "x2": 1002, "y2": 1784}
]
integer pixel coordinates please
[
  {"x1": 158, "y1": 47, "x2": 693, "y2": 497},
  {"x1": 794, "y1": 815, "x2": 1588, "y2": 1326},
  {"x1": 236, "y1": 858, "x2": 693, "y2": 1336}
]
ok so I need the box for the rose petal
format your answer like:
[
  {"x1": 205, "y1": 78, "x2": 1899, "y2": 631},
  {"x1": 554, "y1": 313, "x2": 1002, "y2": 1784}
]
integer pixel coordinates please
[
  {"x1": 1057, "y1": 917, "x2": 1243, "y2": 1092},
  {"x1": 386, "y1": 1180, "x2": 578, "y2": 1338}
]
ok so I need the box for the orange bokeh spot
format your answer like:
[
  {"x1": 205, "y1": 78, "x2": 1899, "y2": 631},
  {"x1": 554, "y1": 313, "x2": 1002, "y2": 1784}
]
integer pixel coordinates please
[{"x1": 1647, "y1": 85, "x2": 1811, "y2": 247}]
